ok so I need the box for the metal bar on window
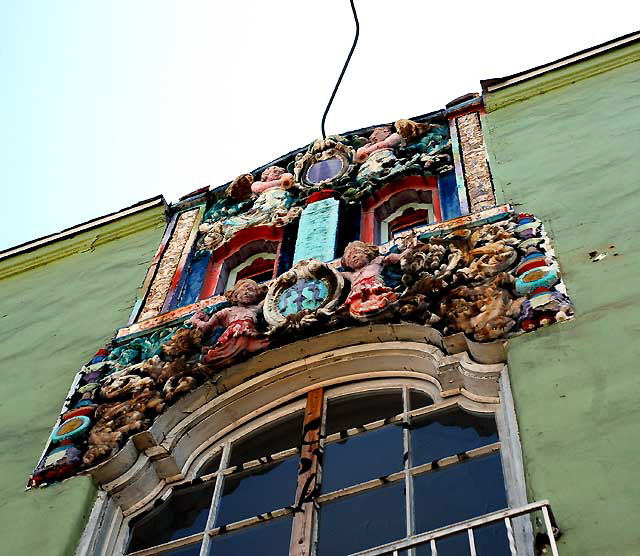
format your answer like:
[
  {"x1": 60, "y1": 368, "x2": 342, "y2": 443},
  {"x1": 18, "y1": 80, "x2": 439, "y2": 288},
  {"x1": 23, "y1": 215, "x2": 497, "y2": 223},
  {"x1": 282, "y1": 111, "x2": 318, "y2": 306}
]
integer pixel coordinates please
[
  {"x1": 541, "y1": 506, "x2": 560, "y2": 556},
  {"x1": 504, "y1": 517, "x2": 517, "y2": 556},
  {"x1": 346, "y1": 500, "x2": 553, "y2": 556},
  {"x1": 467, "y1": 528, "x2": 477, "y2": 556},
  {"x1": 322, "y1": 398, "x2": 459, "y2": 448},
  {"x1": 208, "y1": 506, "x2": 294, "y2": 537},
  {"x1": 199, "y1": 442, "x2": 230, "y2": 556},
  {"x1": 128, "y1": 533, "x2": 204, "y2": 556},
  {"x1": 402, "y1": 387, "x2": 416, "y2": 551},
  {"x1": 317, "y1": 442, "x2": 501, "y2": 506},
  {"x1": 430, "y1": 539, "x2": 438, "y2": 556},
  {"x1": 290, "y1": 388, "x2": 324, "y2": 556},
  {"x1": 409, "y1": 443, "x2": 501, "y2": 478}
]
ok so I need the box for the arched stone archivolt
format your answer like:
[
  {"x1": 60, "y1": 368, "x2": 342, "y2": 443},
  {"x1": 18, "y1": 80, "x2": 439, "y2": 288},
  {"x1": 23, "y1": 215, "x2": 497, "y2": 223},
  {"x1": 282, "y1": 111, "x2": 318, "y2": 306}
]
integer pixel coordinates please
[{"x1": 91, "y1": 324, "x2": 504, "y2": 514}]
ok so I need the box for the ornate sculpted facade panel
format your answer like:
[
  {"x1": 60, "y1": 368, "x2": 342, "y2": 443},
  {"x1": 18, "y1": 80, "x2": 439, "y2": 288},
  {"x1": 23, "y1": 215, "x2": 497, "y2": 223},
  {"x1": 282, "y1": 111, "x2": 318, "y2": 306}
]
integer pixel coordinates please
[{"x1": 29, "y1": 108, "x2": 572, "y2": 490}]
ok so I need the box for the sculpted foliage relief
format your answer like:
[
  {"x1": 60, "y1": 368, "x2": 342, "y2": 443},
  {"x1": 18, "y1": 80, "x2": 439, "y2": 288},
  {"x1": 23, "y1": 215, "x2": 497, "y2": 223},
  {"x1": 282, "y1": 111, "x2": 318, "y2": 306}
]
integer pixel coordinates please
[
  {"x1": 194, "y1": 116, "x2": 452, "y2": 256},
  {"x1": 30, "y1": 209, "x2": 572, "y2": 486}
]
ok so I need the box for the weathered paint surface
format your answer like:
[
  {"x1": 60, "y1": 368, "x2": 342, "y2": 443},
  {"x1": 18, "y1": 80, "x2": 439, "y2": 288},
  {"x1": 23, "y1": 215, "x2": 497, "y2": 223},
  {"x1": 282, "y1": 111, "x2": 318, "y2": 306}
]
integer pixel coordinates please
[
  {"x1": 0, "y1": 207, "x2": 165, "y2": 556},
  {"x1": 484, "y1": 57, "x2": 640, "y2": 554}
]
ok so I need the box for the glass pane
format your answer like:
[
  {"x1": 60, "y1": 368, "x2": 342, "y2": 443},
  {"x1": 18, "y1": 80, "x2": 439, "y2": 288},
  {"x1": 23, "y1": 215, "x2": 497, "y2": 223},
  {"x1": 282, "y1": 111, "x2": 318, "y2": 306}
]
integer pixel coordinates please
[
  {"x1": 157, "y1": 543, "x2": 202, "y2": 556},
  {"x1": 326, "y1": 391, "x2": 403, "y2": 436},
  {"x1": 306, "y1": 157, "x2": 344, "y2": 183},
  {"x1": 317, "y1": 482, "x2": 406, "y2": 555},
  {"x1": 414, "y1": 453, "x2": 507, "y2": 534},
  {"x1": 208, "y1": 515, "x2": 293, "y2": 556},
  {"x1": 216, "y1": 457, "x2": 298, "y2": 526},
  {"x1": 410, "y1": 409, "x2": 498, "y2": 465},
  {"x1": 322, "y1": 425, "x2": 404, "y2": 492},
  {"x1": 127, "y1": 481, "x2": 214, "y2": 552},
  {"x1": 229, "y1": 410, "x2": 303, "y2": 467},
  {"x1": 199, "y1": 451, "x2": 222, "y2": 477},
  {"x1": 409, "y1": 389, "x2": 434, "y2": 410},
  {"x1": 413, "y1": 524, "x2": 510, "y2": 556},
  {"x1": 475, "y1": 522, "x2": 511, "y2": 556},
  {"x1": 414, "y1": 532, "x2": 470, "y2": 556}
]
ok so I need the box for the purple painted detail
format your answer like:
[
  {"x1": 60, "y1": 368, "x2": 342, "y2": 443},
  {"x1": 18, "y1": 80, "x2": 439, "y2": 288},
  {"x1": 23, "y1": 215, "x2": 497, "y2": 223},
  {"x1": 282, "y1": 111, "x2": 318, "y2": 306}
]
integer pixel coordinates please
[
  {"x1": 306, "y1": 157, "x2": 344, "y2": 184},
  {"x1": 83, "y1": 371, "x2": 103, "y2": 383}
]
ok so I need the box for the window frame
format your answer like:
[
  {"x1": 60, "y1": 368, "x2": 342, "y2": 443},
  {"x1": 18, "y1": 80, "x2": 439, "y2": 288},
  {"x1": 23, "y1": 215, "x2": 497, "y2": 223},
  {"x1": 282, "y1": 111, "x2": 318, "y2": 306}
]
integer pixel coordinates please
[{"x1": 79, "y1": 372, "x2": 529, "y2": 556}]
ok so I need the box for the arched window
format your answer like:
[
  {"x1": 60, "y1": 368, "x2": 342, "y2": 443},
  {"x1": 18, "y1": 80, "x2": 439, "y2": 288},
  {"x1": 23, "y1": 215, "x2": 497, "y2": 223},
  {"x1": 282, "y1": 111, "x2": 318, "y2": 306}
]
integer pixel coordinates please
[
  {"x1": 195, "y1": 226, "x2": 284, "y2": 298},
  {"x1": 361, "y1": 176, "x2": 442, "y2": 244},
  {"x1": 79, "y1": 330, "x2": 535, "y2": 556},
  {"x1": 123, "y1": 382, "x2": 509, "y2": 556}
]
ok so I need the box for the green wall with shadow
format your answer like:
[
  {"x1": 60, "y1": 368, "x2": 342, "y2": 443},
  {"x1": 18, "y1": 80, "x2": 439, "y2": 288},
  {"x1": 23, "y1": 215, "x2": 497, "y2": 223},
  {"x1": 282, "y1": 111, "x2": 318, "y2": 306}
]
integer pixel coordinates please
[
  {"x1": 0, "y1": 207, "x2": 165, "y2": 556},
  {"x1": 484, "y1": 55, "x2": 640, "y2": 554}
]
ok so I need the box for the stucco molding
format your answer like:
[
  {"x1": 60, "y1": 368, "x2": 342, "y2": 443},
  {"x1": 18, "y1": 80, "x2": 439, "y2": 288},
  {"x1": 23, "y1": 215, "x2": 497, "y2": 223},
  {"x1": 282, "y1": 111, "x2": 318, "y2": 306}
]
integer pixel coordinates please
[
  {"x1": 87, "y1": 325, "x2": 504, "y2": 513},
  {"x1": 0, "y1": 205, "x2": 166, "y2": 280},
  {"x1": 483, "y1": 40, "x2": 640, "y2": 112}
]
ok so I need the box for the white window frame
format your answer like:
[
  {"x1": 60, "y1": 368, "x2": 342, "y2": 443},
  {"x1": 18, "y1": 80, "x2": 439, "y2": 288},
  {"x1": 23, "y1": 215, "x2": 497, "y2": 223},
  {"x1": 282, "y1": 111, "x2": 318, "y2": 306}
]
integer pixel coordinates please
[{"x1": 77, "y1": 370, "x2": 531, "y2": 556}]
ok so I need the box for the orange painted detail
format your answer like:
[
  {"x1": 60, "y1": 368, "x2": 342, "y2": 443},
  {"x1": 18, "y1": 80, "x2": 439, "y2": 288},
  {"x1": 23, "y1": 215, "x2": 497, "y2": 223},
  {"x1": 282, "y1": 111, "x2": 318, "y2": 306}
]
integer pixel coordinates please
[{"x1": 290, "y1": 388, "x2": 324, "y2": 556}]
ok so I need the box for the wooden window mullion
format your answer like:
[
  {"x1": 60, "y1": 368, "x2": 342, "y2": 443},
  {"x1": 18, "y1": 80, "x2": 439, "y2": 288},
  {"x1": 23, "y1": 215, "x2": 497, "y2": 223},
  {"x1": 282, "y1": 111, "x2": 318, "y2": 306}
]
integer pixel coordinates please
[{"x1": 290, "y1": 388, "x2": 324, "y2": 556}]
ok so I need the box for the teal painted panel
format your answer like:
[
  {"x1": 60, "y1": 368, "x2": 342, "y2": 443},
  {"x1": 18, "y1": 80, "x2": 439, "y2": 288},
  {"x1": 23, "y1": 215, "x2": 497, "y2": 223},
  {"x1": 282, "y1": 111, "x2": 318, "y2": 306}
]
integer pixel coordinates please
[{"x1": 293, "y1": 197, "x2": 340, "y2": 263}]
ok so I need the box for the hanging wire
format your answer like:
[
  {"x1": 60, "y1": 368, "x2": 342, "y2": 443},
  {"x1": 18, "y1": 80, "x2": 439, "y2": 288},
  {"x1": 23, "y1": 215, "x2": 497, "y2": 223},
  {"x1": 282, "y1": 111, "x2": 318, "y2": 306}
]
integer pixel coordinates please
[{"x1": 321, "y1": 0, "x2": 360, "y2": 139}]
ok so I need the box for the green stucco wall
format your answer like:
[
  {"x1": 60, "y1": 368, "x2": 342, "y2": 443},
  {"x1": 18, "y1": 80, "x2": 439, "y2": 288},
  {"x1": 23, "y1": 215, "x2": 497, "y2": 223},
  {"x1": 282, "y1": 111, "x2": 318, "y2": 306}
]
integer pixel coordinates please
[
  {"x1": 0, "y1": 207, "x2": 165, "y2": 556},
  {"x1": 484, "y1": 57, "x2": 640, "y2": 554}
]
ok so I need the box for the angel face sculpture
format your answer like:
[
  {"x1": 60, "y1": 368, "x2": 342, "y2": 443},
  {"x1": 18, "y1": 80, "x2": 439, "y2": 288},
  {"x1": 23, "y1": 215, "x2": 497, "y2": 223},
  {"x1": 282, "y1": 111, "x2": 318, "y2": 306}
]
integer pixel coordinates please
[
  {"x1": 189, "y1": 279, "x2": 270, "y2": 368},
  {"x1": 340, "y1": 241, "x2": 401, "y2": 319},
  {"x1": 198, "y1": 167, "x2": 301, "y2": 252}
]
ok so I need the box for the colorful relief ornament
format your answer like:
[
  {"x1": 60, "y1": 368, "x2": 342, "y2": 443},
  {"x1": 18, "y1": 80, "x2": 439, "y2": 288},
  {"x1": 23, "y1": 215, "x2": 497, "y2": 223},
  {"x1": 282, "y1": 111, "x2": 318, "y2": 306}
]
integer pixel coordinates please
[
  {"x1": 197, "y1": 168, "x2": 302, "y2": 252},
  {"x1": 190, "y1": 278, "x2": 270, "y2": 368},
  {"x1": 31, "y1": 210, "x2": 574, "y2": 485},
  {"x1": 348, "y1": 119, "x2": 453, "y2": 202},
  {"x1": 293, "y1": 137, "x2": 357, "y2": 191},
  {"x1": 340, "y1": 241, "x2": 404, "y2": 320},
  {"x1": 263, "y1": 259, "x2": 344, "y2": 334}
]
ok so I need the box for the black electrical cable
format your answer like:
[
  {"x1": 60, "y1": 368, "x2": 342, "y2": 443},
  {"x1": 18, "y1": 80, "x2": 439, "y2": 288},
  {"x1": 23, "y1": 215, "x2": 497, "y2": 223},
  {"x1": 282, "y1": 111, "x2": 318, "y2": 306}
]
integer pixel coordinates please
[{"x1": 321, "y1": 0, "x2": 359, "y2": 139}]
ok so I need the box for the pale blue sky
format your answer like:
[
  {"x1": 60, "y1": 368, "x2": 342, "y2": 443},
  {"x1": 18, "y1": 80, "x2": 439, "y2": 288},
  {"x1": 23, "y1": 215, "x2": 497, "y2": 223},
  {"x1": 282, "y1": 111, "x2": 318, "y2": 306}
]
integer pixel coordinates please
[{"x1": 1, "y1": 1, "x2": 638, "y2": 250}]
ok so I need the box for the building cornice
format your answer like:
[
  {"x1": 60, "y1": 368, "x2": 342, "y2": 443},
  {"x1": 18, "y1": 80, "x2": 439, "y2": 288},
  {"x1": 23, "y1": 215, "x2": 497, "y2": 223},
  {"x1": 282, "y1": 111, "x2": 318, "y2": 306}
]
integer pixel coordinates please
[
  {"x1": 482, "y1": 31, "x2": 640, "y2": 111},
  {"x1": 0, "y1": 198, "x2": 167, "y2": 280}
]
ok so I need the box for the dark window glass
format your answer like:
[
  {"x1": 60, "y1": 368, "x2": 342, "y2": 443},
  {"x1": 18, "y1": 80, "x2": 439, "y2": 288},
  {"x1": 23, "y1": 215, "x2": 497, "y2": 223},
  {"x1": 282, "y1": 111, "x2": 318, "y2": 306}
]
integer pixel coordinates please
[
  {"x1": 322, "y1": 425, "x2": 404, "y2": 493},
  {"x1": 414, "y1": 453, "x2": 507, "y2": 534},
  {"x1": 474, "y1": 522, "x2": 511, "y2": 556},
  {"x1": 414, "y1": 532, "x2": 470, "y2": 556},
  {"x1": 127, "y1": 482, "x2": 214, "y2": 552},
  {"x1": 209, "y1": 516, "x2": 292, "y2": 556},
  {"x1": 216, "y1": 458, "x2": 298, "y2": 526},
  {"x1": 198, "y1": 451, "x2": 222, "y2": 477},
  {"x1": 411, "y1": 409, "x2": 498, "y2": 465},
  {"x1": 229, "y1": 410, "x2": 303, "y2": 467},
  {"x1": 157, "y1": 543, "x2": 202, "y2": 556},
  {"x1": 326, "y1": 391, "x2": 403, "y2": 436},
  {"x1": 317, "y1": 482, "x2": 406, "y2": 555},
  {"x1": 409, "y1": 390, "x2": 433, "y2": 410},
  {"x1": 413, "y1": 523, "x2": 510, "y2": 556}
]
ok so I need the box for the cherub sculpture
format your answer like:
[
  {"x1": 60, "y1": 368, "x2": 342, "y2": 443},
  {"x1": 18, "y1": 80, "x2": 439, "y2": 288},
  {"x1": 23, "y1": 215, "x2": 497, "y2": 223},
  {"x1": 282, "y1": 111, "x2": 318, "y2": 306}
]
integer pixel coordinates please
[
  {"x1": 340, "y1": 241, "x2": 402, "y2": 319},
  {"x1": 355, "y1": 126, "x2": 402, "y2": 164},
  {"x1": 353, "y1": 125, "x2": 423, "y2": 197},
  {"x1": 198, "y1": 167, "x2": 301, "y2": 252},
  {"x1": 189, "y1": 279, "x2": 270, "y2": 368}
]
